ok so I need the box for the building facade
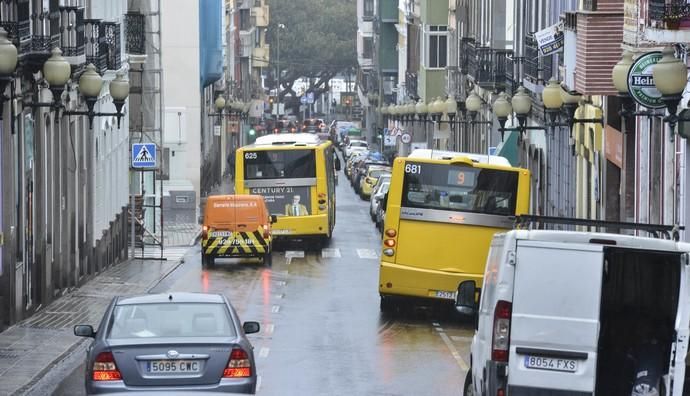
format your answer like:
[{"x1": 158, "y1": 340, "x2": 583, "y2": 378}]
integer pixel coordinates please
[{"x1": 0, "y1": 0, "x2": 130, "y2": 329}]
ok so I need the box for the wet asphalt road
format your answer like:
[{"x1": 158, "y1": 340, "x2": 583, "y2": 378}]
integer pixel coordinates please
[{"x1": 52, "y1": 164, "x2": 473, "y2": 396}]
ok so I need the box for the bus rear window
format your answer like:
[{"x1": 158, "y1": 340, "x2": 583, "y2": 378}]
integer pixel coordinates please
[
  {"x1": 243, "y1": 150, "x2": 316, "y2": 179},
  {"x1": 401, "y1": 162, "x2": 519, "y2": 216}
]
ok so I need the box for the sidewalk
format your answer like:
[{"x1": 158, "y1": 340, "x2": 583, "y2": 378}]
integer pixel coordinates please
[{"x1": 0, "y1": 232, "x2": 195, "y2": 395}]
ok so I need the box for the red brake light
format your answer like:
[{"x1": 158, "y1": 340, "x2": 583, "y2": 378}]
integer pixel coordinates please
[
  {"x1": 223, "y1": 348, "x2": 252, "y2": 378},
  {"x1": 491, "y1": 300, "x2": 512, "y2": 362},
  {"x1": 93, "y1": 351, "x2": 122, "y2": 381},
  {"x1": 385, "y1": 229, "x2": 397, "y2": 238},
  {"x1": 384, "y1": 239, "x2": 396, "y2": 247}
]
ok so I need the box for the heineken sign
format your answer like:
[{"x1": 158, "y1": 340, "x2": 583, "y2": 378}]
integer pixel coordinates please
[{"x1": 627, "y1": 51, "x2": 665, "y2": 109}]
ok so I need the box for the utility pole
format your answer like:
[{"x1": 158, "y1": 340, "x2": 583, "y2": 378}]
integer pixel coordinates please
[{"x1": 276, "y1": 23, "x2": 285, "y2": 118}]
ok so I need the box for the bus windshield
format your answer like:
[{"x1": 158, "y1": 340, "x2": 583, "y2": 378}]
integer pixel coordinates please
[
  {"x1": 401, "y1": 163, "x2": 519, "y2": 216},
  {"x1": 243, "y1": 149, "x2": 316, "y2": 180}
]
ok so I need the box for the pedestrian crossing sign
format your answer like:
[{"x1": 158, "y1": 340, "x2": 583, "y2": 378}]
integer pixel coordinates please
[{"x1": 131, "y1": 143, "x2": 156, "y2": 168}]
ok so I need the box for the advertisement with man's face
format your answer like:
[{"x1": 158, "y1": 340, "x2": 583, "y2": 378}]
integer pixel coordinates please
[{"x1": 249, "y1": 186, "x2": 312, "y2": 216}]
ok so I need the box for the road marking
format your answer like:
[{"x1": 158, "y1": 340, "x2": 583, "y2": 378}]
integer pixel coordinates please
[
  {"x1": 438, "y1": 330, "x2": 469, "y2": 371},
  {"x1": 435, "y1": 327, "x2": 445, "y2": 332},
  {"x1": 356, "y1": 248, "x2": 379, "y2": 259},
  {"x1": 285, "y1": 250, "x2": 305, "y2": 258},
  {"x1": 322, "y1": 248, "x2": 342, "y2": 258},
  {"x1": 257, "y1": 375, "x2": 262, "y2": 392},
  {"x1": 274, "y1": 293, "x2": 285, "y2": 299},
  {"x1": 432, "y1": 322, "x2": 441, "y2": 326},
  {"x1": 259, "y1": 347, "x2": 270, "y2": 358},
  {"x1": 271, "y1": 305, "x2": 281, "y2": 313},
  {"x1": 265, "y1": 324, "x2": 275, "y2": 335},
  {"x1": 451, "y1": 335, "x2": 474, "y2": 343}
]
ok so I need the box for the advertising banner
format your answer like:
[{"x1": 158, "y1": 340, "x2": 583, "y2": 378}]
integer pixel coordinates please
[
  {"x1": 535, "y1": 22, "x2": 564, "y2": 57},
  {"x1": 249, "y1": 186, "x2": 312, "y2": 216}
]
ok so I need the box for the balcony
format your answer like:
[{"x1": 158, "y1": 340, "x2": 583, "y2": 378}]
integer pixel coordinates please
[
  {"x1": 102, "y1": 22, "x2": 121, "y2": 71},
  {"x1": 250, "y1": 5, "x2": 268, "y2": 27},
  {"x1": 523, "y1": 33, "x2": 552, "y2": 85},
  {"x1": 459, "y1": 37, "x2": 475, "y2": 75},
  {"x1": 85, "y1": 19, "x2": 107, "y2": 74},
  {"x1": 125, "y1": 12, "x2": 145, "y2": 55},
  {"x1": 59, "y1": 5, "x2": 86, "y2": 70},
  {"x1": 239, "y1": 30, "x2": 253, "y2": 57},
  {"x1": 405, "y1": 71, "x2": 417, "y2": 100},
  {"x1": 644, "y1": 0, "x2": 690, "y2": 43},
  {"x1": 252, "y1": 45, "x2": 269, "y2": 67}
]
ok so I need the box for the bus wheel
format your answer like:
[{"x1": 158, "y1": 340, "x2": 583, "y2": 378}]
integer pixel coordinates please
[{"x1": 463, "y1": 370, "x2": 473, "y2": 396}]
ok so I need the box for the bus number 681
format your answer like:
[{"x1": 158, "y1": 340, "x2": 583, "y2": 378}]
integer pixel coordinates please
[{"x1": 404, "y1": 164, "x2": 422, "y2": 174}]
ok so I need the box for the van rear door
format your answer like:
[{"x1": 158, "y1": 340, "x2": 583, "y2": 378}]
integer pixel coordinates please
[
  {"x1": 669, "y1": 253, "x2": 690, "y2": 395},
  {"x1": 508, "y1": 240, "x2": 603, "y2": 393}
]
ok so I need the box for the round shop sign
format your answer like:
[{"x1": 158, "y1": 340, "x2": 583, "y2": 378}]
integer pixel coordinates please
[
  {"x1": 627, "y1": 51, "x2": 665, "y2": 109},
  {"x1": 401, "y1": 133, "x2": 412, "y2": 144}
]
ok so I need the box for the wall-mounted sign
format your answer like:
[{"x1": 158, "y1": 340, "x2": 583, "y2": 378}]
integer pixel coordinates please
[
  {"x1": 535, "y1": 22, "x2": 564, "y2": 57},
  {"x1": 627, "y1": 51, "x2": 665, "y2": 109},
  {"x1": 401, "y1": 133, "x2": 412, "y2": 144}
]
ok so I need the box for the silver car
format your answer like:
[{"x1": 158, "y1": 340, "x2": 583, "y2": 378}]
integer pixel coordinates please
[{"x1": 74, "y1": 292, "x2": 260, "y2": 395}]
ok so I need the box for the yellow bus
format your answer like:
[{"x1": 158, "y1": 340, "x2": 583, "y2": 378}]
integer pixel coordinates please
[
  {"x1": 378, "y1": 149, "x2": 530, "y2": 311},
  {"x1": 235, "y1": 133, "x2": 339, "y2": 244}
]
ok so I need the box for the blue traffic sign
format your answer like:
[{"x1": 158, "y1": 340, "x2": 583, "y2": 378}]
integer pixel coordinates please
[
  {"x1": 306, "y1": 92, "x2": 314, "y2": 104},
  {"x1": 300, "y1": 95, "x2": 308, "y2": 105},
  {"x1": 132, "y1": 143, "x2": 156, "y2": 168}
]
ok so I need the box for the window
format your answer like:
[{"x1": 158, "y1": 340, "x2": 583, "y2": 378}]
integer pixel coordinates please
[
  {"x1": 363, "y1": 0, "x2": 374, "y2": 18},
  {"x1": 401, "y1": 163, "x2": 519, "y2": 216},
  {"x1": 243, "y1": 150, "x2": 316, "y2": 180},
  {"x1": 425, "y1": 26, "x2": 448, "y2": 69},
  {"x1": 362, "y1": 36, "x2": 373, "y2": 59}
]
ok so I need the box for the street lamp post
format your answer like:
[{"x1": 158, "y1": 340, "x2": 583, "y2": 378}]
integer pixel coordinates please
[
  {"x1": 276, "y1": 23, "x2": 286, "y2": 119},
  {"x1": 0, "y1": 28, "x2": 17, "y2": 119}
]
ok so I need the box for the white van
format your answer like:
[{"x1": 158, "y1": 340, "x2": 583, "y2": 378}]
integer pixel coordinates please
[{"x1": 459, "y1": 229, "x2": 690, "y2": 396}]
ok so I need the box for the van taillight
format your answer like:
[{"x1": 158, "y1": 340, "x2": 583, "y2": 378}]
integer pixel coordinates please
[
  {"x1": 263, "y1": 225, "x2": 269, "y2": 239},
  {"x1": 202, "y1": 225, "x2": 209, "y2": 239},
  {"x1": 491, "y1": 300, "x2": 512, "y2": 362}
]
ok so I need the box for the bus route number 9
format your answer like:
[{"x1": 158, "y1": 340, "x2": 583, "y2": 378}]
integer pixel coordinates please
[
  {"x1": 405, "y1": 164, "x2": 422, "y2": 174},
  {"x1": 244, "y1": 152, "x2": 258, "y2": 160}
]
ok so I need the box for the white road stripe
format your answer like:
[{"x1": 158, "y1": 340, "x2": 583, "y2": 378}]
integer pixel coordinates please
[
  {"x1": 271, "y1": 305, "x2": 281, "y2": 313},
  {"x1": 259, "y1": 347, "x2": 270, "y2": 358},
  {"x1": 265, "y1": 324, "x2": 275, "y2": 335},
  {"x1": 438, "y1": 331, "x2": 469, "y2": 371},
  {"x1": 435, "y1": 327, "x2": 445, "y2": 332},
  {"x1": 432, "y1": 322, "x2": 441, "y2": 327},
  {"x1": 356, "y1": 248, "x2": 379, "y2": 259},
  {"x1": 285, "y1": 250, "x2": 305, "y2": 258},
  {"x1": 256, "y1": 375, "x2": 262, "y2": 392},
  {"x1": 274, "y1": 293, "x2": 285, "y2": 299},
  {"x1": 321, "y1": 248, "x2": 342, "y2": 258},
  {"x1": 451, "y1": 335, "x2": 474, "y2": 343}
]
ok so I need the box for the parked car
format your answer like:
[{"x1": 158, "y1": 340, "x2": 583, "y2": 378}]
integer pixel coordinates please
[
  {"x1": 344, "y1": 139, "x2": 368, "y2": 158},
  {"x1": 369, "y1": 179, "x2": 390, "y2": 222},
  {"x1": 374, "y1": 190, "x2": 388, "y2": 232},
  {"x1": 459, "y1": 227, "x2": 690, "y2": 396},
  {"x1": 345, "y1": 151, "x2": 368, "y2": 180},
  {"x1": 74, "y1": 292, "x2": 261, "y2": 395},
  {"x1": 353, "y1": 161, "x2": 389, "y2": 194},
  {"x1": 359, "y1": 165, "x2": 392, "y2": 199}
]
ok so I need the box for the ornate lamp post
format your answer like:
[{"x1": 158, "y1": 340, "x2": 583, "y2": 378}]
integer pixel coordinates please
[
  {"x1": 652, "y1": 46, "x2": 689, "y2": 134},
  {"x1": 0, "y1": 28, "x2": 17, "y2": 117},
  {"x1": 43, "y1": 48, "x2": 72, "y2": 109}
]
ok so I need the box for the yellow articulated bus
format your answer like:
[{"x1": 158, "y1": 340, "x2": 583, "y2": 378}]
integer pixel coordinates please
[
  {"x1": 235, "y1": 133, "x2": 339, "y2": 245},
  {"x1": 378, "y1": 149, "x2": 530, "y2": 311}
]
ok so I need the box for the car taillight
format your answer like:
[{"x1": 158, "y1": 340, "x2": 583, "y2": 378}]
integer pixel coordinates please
[
  {"x1": 92, "y1": 351, "x2": 122, "y2": 381},
  {"x1": 224, "y1": 348, "x2": 252, "y2": 378},
  {"x1": 491, "y1": 300, "x2": 512, "y2": 362}
]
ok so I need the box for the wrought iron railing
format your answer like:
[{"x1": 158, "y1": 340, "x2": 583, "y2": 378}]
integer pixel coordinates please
[
  {"x1": 125, "y1": 12, "x2": 145, "y2": 55},
  {"x1": 102, "y1": 21, "x2": 121, "y2": 70},
  {"x1": 473, "y1": 46, "x2": 492, "y2": 86},
  {"x1": 459, "y1": 37, "x2": 475, "y2": 75},
  {"x1": 59, "y1": 6, "x2": 85, "y2": 58},
  {"x1": 523, "y1": 33, "x2": 552, "y2": 84},
  {"x1": 405, "y1": 70, "x2": 417, "y2": 100},
  {"x1": 85, "y1": 19, "x2": 106, "y2": 74},
  {"x1": 649, "y1": 0, "x2": 690, "y2": 26},
  {"x1": 505, "y1": 54, "x2": 517, "y2": 93}
]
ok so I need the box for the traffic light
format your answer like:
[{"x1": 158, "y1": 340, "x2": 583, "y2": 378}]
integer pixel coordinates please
[
  {"x1": 268, "y1": 96, "x2": 274, "y2": 104},
  {"x1": 248, "y1": 128, "x2": 256, "y2": 136}
]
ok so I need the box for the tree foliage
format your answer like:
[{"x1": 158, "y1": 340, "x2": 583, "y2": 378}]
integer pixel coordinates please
[{"x1": 267, "y1": 0, "x2": 357, "y2": 107}]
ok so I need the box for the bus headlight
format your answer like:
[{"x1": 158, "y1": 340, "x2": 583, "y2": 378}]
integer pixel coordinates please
[
  {"x1": 383, "y1": 248, "x2": 395, "y2": 257},
  {"x1": 319, "y1": 205, "x2": 327, "y2": 210}
]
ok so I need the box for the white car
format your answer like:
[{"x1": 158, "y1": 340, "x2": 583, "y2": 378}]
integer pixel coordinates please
[
  {"x1": 459, "y1": 226, "x2": 690, "y2": 396},
  {"x1": 344, "y1": 140, "x2": 368, "y2": 158},
  {"x1": 369, "y1": 176, "x2": 391, "y2": 220}
]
